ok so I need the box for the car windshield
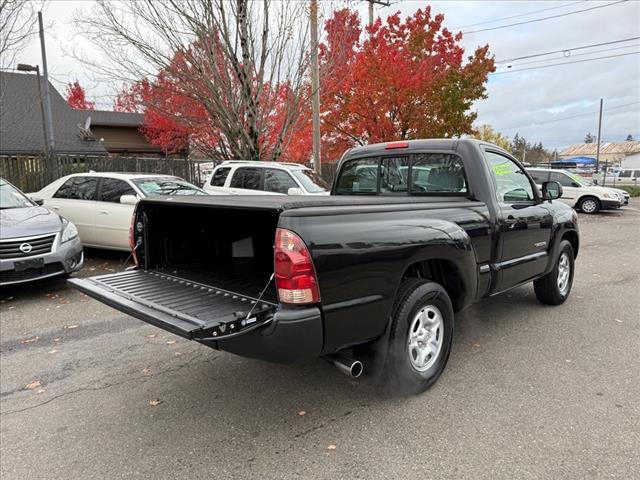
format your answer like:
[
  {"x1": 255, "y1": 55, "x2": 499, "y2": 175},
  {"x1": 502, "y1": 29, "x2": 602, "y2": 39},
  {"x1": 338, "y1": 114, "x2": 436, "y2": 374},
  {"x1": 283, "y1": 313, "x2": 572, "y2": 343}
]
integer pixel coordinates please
[
  {"x1": 0, "y1": 180, "x2": 34, "y2": 209},
  {"x1": 132, "y1": 177, "x2": 207, "y2": 196},
  {"x1": 291, "y1": 169, "x2": 330, "y2": 193}
]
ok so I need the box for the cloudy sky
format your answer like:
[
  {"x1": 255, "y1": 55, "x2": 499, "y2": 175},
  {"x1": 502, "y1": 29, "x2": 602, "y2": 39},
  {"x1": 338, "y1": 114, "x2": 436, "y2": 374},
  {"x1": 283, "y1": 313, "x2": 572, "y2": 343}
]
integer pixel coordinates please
[{"x1": 14, "y1": 0, "x2": 640, "y2": 150}]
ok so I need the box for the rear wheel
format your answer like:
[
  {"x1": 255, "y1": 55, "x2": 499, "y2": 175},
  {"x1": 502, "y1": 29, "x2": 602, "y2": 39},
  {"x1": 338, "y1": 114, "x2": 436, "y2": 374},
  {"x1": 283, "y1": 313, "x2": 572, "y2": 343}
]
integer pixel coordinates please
[
  {"x1": 382, "y1": 279, "x2": 454, "y2": 395},
  {"x1": 578, "y1": 196, "x2": 600, "y2": 214},
  {"x1": 534, "y1": 240, "x2": 575, "y2": 305}
]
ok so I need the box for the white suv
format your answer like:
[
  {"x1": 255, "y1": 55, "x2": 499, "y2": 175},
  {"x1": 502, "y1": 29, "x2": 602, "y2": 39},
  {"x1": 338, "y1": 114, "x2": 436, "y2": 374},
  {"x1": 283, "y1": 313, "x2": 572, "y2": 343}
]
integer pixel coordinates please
[
  {"x1": 203, "y1": 161, "x2": 330, "y2": 195},
  {"x1": 527, "y1": 168, "x2": 622, "y2": 214}
]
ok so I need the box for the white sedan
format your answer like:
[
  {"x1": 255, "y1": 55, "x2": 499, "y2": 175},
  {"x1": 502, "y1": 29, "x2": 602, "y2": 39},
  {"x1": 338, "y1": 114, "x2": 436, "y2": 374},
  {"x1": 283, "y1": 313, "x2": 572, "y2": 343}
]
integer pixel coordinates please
[{"x1": 31, "y1": 173, "x2": 207, "y2": 251}]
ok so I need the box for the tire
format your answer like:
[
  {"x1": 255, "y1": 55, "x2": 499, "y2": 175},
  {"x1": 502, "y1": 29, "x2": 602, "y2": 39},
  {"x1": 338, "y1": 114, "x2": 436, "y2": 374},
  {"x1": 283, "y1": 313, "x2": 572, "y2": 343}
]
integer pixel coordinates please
[
  {"x1": 382, "y1": 279, "x2": 454, "y2": 396},
  {"x1": 578, "y1": 196, "x2": 600, "y2": 214},
  {"x1": 534, "y1": 240, "x2": 575, "y2": 305}
]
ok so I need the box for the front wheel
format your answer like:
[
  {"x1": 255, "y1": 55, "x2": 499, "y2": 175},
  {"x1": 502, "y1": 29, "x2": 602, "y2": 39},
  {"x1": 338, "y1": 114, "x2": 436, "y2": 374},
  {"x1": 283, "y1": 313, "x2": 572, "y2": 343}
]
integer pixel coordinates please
[
  {"x1": 534, "y1": 240, "x2": 575, "y2": 305},
  {"x1": 578, "y1": 196, "x2": 600, "y2": 214},
  {"x1": 382, "y1": 279, "x2": 454, "y2": 395}
]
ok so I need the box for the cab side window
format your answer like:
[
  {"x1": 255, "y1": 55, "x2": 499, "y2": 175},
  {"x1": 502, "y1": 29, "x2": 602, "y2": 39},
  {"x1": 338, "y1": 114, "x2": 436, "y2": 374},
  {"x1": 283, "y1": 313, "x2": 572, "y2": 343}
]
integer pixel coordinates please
[
  {"x1": 210, "y1": 167, "x2": 231, "y2": 187},
  {"x1": 53, "y1": 177, "x2": 98, "y2": 200},
  {"x1": 550, "y1": 172, "x2": 576, "y2": 187},
  {"x1": 230, "y1": 167, "x2": 262, "y2": 190},
  {"x1": 264, "y1": 169, "x2": 297, "y2": 194},
  {"x1": 528, "y1": 170, "x2": 549, "y2": 184},
  {"x1": 485, "y1": 151, "x2": 535, "y2": 202},
  {"x1": 99, "y1": 178, "x2": 136, "y2": 202}
]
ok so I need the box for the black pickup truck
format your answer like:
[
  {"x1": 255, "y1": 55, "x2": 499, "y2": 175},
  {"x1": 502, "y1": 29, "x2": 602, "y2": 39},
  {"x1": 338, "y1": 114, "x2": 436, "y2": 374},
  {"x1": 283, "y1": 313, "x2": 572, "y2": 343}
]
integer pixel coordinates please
[{"x1": 70, "y1": 139, "x2": 579, "y2": 394}]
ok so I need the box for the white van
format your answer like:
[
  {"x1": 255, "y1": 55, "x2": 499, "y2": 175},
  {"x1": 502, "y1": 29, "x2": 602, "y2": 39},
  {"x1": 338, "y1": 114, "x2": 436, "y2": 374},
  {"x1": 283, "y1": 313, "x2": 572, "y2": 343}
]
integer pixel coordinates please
[{"x1": 527, "y1": 168, "x2": 622, "y2": 214}]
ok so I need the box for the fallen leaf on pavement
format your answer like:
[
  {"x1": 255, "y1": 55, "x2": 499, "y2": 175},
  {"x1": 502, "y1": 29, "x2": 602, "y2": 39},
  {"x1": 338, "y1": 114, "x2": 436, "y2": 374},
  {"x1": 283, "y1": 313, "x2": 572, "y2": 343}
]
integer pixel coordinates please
[
  {"x1": 142, "y1": 367, "x2": 151, "y2": 374},
  {"x1": 166, "y1": 340, "x2": 176, "y2": 345},
  {"x1": 25, "y1": 381, "x2": 41, "y2": 390},
  {"x1": 8, "y1": 306, "x2": 15, "y2": 310},
  {"x1": 298, "y1": 411, "x2": 306, "y2": 416},
  {"x1": 48, "y1": 349, "x2": 58, "y2": 354},
  {"x1": 53, "y1": 337, "x2": 60, "y2": 342},
  {"x1": 472, "y1": 343, "x2": 481, "y2": 347},
  {"x1": 149, "y1": 398, "x2": 162, "y2": 407},
  {"x1": 64, "y1": 325, "x2": 78, "y2": 329},
  {"x1": 37, "y1": 389, "x2": 46, "y2": 394},
  {"x1": 327, "y1": 444, "x2": 337, "y2": 450},
  {"x1": 146, "y1": 334, "x2": 157, "y2": 338},
  {"x1": 21, "y1": 337, "x2": 39, "y2": 344}
]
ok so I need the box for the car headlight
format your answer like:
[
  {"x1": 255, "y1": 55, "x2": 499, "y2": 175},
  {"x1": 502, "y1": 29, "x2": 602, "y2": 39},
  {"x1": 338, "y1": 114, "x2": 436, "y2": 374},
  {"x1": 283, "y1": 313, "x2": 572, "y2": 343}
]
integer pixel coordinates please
[
  {"x1": 603, "y1": 192, "x2": 611, "y2": 199},
  {"x1": 61, "y1": 221, "x2": 78, "y2": 243}
]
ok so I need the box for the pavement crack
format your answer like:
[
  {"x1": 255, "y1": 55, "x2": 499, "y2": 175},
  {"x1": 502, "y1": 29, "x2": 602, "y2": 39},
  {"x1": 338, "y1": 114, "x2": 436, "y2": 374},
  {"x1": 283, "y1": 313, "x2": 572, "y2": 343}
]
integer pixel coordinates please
[{"x1": 0, "y1": 352, "x2": 208, "y2": 416}]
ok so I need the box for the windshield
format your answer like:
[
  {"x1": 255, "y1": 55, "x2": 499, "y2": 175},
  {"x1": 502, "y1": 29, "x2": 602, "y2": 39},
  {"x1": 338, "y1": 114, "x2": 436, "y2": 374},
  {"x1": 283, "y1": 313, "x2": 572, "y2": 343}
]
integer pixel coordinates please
[
  {"x1": 0, "y1": 180, "x2": 34, "y2": 209},
  {"x1": 132, "y1": 177, "x2": 207, "y2": 196},
  {"x1": 291, "y1": 169, "x2": 330, "y2": 193}
]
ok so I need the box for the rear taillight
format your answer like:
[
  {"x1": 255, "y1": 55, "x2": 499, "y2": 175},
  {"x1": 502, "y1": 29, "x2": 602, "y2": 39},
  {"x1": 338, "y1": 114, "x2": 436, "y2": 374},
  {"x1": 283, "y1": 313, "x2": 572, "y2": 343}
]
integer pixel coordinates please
[
  {"x1": 274, "y1": 228, "x2": 320, "y2": 305},
  {"x1": 129, "y1": 211, "x2": 139, "y2": 266}
]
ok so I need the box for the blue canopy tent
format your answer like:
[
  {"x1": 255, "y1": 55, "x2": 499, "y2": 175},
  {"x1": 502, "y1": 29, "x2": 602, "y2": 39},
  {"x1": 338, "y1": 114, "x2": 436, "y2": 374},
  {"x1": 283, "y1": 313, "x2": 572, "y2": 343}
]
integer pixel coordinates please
[{"x1": 551, "y1": 156, "x2": 597, "y2": 167}]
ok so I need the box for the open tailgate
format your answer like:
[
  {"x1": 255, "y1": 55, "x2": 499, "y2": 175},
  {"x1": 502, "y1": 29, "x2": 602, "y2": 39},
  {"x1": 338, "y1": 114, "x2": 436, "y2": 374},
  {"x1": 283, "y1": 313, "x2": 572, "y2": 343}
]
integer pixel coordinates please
[{"x1": 68, "y1": 270, "x2": 277, "y2": 340}]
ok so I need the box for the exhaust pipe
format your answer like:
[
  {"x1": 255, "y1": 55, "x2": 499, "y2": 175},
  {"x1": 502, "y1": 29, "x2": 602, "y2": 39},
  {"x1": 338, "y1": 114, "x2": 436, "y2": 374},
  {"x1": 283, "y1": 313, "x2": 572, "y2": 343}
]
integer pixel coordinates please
[{"x1": 325, "y1": 353, "x2": 363, "y2": 378}]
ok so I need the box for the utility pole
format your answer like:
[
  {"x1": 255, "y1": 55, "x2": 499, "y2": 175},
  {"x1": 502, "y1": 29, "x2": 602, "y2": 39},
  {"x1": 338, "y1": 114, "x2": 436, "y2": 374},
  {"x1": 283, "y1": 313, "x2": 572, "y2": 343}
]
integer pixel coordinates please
[
  {"x1": 38, "y1": 11, "x2": 56, "y2": 179},
  {"x1": 595, "y1": 98, "x2": 603, "y2": 178},
  {"x1": 310, "y1": 0, "x2": 321, "y2": 174},
  {"x1": 364, "y1": 0, "x2": 390, "y2": 27}
]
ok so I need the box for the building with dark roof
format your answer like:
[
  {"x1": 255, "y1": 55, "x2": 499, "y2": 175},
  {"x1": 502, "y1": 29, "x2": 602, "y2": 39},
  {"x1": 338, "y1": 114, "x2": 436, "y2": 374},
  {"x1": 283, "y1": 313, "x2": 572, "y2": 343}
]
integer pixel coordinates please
[{"x1": 0, "y1": 71, "x2": 161, "y2": 156}]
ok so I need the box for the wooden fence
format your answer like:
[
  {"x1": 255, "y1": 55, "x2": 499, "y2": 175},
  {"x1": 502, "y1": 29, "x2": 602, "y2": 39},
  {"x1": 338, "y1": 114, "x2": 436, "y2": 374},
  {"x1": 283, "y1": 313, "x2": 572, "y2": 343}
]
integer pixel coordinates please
[{"x1": 0, "y1": 154, "x2": 214, "y2": 192}]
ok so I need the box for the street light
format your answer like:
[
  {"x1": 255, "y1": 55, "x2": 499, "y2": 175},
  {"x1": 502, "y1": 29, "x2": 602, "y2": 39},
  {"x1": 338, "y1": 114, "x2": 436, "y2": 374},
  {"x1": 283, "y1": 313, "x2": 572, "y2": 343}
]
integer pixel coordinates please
[{"x1": 16, "y1": 63, "x2": 49, "y2": 158}]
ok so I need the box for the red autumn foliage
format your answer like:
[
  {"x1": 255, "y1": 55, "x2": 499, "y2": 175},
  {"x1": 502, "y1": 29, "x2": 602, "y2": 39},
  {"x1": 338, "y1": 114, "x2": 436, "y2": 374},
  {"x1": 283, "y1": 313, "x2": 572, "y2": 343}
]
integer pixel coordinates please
[
  {"x1": 114, "y1": 7, "x2": 493, "y2": 162},
  {"x1": 65, "y1": 80, "x2": 95, "y2": 110}
]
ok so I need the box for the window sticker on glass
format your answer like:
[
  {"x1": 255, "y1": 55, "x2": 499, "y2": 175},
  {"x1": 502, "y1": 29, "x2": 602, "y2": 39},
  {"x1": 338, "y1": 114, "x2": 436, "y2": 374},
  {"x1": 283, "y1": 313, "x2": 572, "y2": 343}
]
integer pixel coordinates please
[{"x1": 492, "y1": 162, "x2": 513, "y2": 176}]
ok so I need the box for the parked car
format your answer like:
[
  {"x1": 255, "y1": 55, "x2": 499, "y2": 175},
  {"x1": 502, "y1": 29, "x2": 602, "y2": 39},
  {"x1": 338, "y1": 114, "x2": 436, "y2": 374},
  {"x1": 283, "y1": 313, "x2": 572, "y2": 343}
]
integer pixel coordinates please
[
  {"x1": 527, "y1": 167, "x2": 622, "y2": 213},
  {"x1": 71, "y1": 140, "x2": 579, "y2": 395},
  {"x1": 593, "y1": 168, "x2": 639, "y2": 186},
  {"x1": 1, "y1": 178, "x2": 83, "y2": 287},
  {"x1": 31, "y1": 173, "x2": 207, "y2": 251},
  {"x1": 203, "y1": 161, "x2": 330, "y2": 195}
]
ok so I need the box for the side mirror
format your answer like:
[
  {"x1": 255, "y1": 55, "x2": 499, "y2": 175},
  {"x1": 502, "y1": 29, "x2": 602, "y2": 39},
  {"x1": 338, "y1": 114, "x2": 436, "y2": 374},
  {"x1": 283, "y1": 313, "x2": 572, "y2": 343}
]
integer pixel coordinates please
[
  {"x1": 119, "y1": 194, "x2": 138, "y2": 205},
  {"x1": 32, "y1": 197, "x2": 44, "y2": 206},
  {"x1": 542, "y1": 181, "x2": 563, "y2": 201},
  {"x1": 287, "y1": 187, "x2": 304, "y2": 195}
]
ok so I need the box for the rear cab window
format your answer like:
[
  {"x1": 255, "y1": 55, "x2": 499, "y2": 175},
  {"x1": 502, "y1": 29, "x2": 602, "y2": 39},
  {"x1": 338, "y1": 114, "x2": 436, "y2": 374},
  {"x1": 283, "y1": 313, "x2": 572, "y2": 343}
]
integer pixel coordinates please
[{"x1": 335, "y1": 153, "x2": 468, "y2": 196}]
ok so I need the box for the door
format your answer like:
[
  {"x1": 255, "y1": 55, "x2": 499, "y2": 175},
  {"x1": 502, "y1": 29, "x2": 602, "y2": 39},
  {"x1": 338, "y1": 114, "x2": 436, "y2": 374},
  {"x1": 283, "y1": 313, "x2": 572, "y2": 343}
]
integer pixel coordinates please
[
  {"x1": 550, "y1": 171, "x2": 580, "y2": 207},
  {"x1": 485, "y1": 151, "x2": 553, "y2": 291},
  {"x1": 94, "y1": 178, "x2": 137, "y2": 250},
  {"x1": 48, "y1": 176, "x2": 98, "y2": 245}
]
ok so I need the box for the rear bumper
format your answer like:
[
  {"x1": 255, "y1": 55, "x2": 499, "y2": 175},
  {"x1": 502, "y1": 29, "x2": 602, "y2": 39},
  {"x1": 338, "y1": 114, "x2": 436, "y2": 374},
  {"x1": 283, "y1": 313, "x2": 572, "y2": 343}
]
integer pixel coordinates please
[{"x1": 206, "y1": 306, "x2": 324, "y2": 363}]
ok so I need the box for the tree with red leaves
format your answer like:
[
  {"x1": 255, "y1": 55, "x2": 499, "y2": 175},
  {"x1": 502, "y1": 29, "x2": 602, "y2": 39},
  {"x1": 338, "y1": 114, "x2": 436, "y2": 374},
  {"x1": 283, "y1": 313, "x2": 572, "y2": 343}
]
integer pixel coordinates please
[
  {"x1": 309, "y1": 7, "x2": 494, "y2": 162},
  {"x1": 65, "y1": 80, "x2": 95, "y2": 110}
]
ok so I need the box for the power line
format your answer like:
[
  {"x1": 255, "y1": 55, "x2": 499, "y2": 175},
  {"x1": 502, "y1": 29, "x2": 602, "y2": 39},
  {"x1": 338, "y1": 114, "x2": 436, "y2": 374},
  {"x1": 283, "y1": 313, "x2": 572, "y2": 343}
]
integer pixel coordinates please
[
  {"x1": 453, "y1": 1, "x2": 586, "y2": 30},
  {"x1": 495, "y1": 36, "x2": 640, "y2": 64},
  {"x1": 495, "y1": 43, "x2": 640, "y2": 69},
  {"x1": 497, "y1": 101, "x2": 640, "y2": 131},
  {"x1": 490, "y1": 51, "x2": 640, "y2": 75},
  {"x1": 464, "y1": 0, "x2": 629, "y2": 34}
]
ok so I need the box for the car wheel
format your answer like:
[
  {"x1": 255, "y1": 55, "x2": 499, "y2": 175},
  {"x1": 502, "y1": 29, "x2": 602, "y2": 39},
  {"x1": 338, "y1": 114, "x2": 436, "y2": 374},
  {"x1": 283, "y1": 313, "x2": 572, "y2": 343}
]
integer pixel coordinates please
[
  {"x1": 578, "y1": 196, "x2": 600, "y2": 214},
  {"x1": 382, "y1": 279, "x2": 454, "y2": 396},
  {"x1": 534, "y1": 240, "x2": 575, "y2": 305}
]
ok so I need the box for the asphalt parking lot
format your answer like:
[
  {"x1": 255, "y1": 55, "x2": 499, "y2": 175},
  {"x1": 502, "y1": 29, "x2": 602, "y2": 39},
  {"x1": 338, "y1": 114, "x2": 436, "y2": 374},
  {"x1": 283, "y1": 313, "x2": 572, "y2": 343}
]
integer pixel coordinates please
[{"x1": 1, "y1": 201, "x2": 639, "y2": 480}]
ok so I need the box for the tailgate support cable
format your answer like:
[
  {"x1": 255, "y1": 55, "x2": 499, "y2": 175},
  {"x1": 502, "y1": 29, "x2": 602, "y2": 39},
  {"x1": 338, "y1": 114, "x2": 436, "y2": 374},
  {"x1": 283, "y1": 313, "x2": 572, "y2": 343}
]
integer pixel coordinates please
[{"x1": 245, "y1": 273, "x2": 275, "y2": 322}]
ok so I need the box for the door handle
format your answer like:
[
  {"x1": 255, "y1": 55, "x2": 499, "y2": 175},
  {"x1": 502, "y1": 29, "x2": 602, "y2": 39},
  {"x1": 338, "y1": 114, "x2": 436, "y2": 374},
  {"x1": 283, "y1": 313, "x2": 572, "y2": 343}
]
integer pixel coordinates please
[
  {"x1": 50, "y1": 205, "x2": 59, "y2": 210},
  {"x1": 99, "y1": 210, "x2": 109, "y2": 215}
]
